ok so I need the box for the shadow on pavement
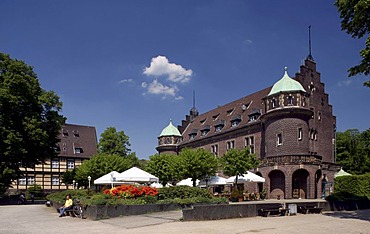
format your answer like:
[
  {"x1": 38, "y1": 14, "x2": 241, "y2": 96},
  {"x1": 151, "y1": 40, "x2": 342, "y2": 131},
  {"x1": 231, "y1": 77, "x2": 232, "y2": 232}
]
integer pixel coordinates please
[{"x1": 323, "y1": 209, "x2": 370, "y2": 222}]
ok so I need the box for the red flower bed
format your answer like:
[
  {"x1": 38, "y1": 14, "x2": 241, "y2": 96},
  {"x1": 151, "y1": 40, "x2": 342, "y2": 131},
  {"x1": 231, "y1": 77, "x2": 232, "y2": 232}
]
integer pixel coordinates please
[{"x1": 103, "y1": 184, "x2": 158, "y2": 198}]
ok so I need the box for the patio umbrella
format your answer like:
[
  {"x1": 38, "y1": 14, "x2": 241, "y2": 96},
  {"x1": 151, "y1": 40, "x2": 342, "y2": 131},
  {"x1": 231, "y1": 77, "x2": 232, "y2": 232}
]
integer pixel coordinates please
[
  {"x1": 149, "y1": 182, "x2": 173, "y2": 188},
  {"x1": 94, "y1": 171, "x2": 124, "y2": 185},
  {"x1": 198, "y1": 176, "x2": 227, "y2": 187},
  {"x1": 334, "y1": 168, "x2": 352, "y2": 178},
  {"x1": 226, "y1": 171, "x2": 265, "y2": 184},
  {"x1": 117, "y1": 167, "x2": 159, "y2": 183},
  {"x1": 176, "y1": 178, "x2": 200, "y2": 187}
]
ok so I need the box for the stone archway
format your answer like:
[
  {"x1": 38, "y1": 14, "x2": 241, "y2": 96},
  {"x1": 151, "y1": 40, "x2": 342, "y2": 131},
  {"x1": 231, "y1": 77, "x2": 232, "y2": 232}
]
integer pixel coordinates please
[
  {"x1": 292, "y1": 169, "x2": 309, "y2": 199},
  {"x1": 269, "y1": 170, "x2": 285, "y2": 199}
]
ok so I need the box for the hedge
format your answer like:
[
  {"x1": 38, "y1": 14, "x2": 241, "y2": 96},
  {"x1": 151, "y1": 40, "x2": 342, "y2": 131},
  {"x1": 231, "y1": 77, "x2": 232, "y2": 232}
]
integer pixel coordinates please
[{"x1": 326, "y1": 174, "x2": 370, "y2": 201}]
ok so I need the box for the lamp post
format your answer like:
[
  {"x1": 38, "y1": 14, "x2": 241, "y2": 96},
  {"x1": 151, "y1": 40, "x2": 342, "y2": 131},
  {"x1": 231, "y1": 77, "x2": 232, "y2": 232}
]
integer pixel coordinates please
[
  {"x1": 110, "y1": 173, "x2": 114, "y2": 188},
  {"x1": 76, "y1": 182, "x2": 78, "y2": 190},
  {"x1": 72, "y1": 180, "x2": 75, "y2": 190},
  {"x1": 88, "y1": 176, "x2": 91, "y2": 189}
]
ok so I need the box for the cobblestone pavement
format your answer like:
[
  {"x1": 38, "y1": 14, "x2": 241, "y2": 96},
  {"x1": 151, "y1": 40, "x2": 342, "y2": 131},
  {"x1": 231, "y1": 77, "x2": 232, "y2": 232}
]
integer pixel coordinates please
[{"x1": 0, "y1": 204, "x2": 369, "y2": 234}]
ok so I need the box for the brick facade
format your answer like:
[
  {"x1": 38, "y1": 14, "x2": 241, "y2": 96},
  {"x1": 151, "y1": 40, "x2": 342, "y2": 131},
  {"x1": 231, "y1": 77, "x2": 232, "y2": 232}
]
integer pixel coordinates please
[{"x1": 157, "y1": 58, "x2": 339, "y2": 199}]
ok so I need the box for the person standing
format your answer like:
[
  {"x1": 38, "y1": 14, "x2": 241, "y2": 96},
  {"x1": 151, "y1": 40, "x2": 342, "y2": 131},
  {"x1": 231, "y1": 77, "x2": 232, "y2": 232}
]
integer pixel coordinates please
[{"x1": 59, "y1": 195, "x2": 73, "y2": 217}]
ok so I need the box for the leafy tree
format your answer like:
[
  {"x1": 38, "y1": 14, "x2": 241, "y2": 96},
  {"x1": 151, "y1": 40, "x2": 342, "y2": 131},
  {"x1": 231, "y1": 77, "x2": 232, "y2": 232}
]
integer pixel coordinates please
[
  {"x1": 220, "y1": 148, "x2": 260, "y2": 188},
  {"x1": 98, "y1": 127, "x2": 131, "y2": 156},
  {"x1": 26, "y1": 184, "x2": 44, "y2": 199},
  {"x1": 137, "y1": 159, "x2": 148, "y2": 170},
  {"x1": 146, "y1": 154, "x2": 180, "y2": 186},
  {"x1": 335, "y1": 0, "x2": 370, "y2": 87},
  {"x1": 74, "y1": 153, "x2": 132, "y2": 187},
  {"x1": 0, "y1": 53, "x2": 65, "y2": 194},
  {"x1": 97, "y1": 127, "x2": 139, "y2": 166},
  {"x1": 178, "y1": 148, "x2": 218, "y2": 187},
  {"x1": 61, "y1": 169, "x2": 76, "y2": 188},
  {"x1": 336, "y1": 128, "x2": 370, "y2": 174}
]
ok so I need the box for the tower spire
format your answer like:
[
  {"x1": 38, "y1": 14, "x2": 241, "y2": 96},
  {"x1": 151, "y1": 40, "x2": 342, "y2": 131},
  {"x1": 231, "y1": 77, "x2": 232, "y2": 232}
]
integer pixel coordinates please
[
  {"x1": 192, "y1": 90, "x2": 196, "y2": 109},
  {"x1": 306, "y1": 25, "x2": 314, "y2": 61},
  {"x1": 190, "y1": 90, "x2": 198, "y2": 119}
]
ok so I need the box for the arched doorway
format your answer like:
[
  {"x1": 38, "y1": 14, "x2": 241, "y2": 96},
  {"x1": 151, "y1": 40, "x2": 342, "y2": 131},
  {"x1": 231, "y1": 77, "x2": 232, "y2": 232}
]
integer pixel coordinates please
[
  {"x1": 315, "y1": 170, "x2": 322, "y2": 199},
  {"x1": 269, "y1": 170, "x2": 285, "y2": 199},
  {"x1": 292, "y1": 169, "x2": 309, "y2": 199},
  {"x1": 255, "y1": 172, "x2": 263, "y2": 193}
]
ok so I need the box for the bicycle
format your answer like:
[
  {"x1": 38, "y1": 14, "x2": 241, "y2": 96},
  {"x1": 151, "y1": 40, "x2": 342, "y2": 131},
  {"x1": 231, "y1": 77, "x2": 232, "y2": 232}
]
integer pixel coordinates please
[{"x1": 72, "y1": 199, "x2": 83, "y2": 219}]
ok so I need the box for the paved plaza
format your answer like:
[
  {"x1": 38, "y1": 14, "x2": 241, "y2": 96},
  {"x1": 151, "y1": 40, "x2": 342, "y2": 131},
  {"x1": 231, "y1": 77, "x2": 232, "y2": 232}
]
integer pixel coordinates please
[{"x1": 0, "y1": 204, "x2": 369, "y2": 234}]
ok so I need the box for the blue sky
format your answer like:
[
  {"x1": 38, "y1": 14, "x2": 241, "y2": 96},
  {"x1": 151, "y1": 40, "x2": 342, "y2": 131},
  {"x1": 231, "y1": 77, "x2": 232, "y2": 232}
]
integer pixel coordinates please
[{"x1": 1, "y1": 1, "x2": 369, "y2": 159}]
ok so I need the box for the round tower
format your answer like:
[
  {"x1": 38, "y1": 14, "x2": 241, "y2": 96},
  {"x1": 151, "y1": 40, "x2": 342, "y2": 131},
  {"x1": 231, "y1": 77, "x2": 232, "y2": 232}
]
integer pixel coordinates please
[
  {"x1": 156, "y1": 119, "x2": 182, "y2": 155},
  {"x1": 261, "y1": 67, "x2": 313, "y2": 158}
]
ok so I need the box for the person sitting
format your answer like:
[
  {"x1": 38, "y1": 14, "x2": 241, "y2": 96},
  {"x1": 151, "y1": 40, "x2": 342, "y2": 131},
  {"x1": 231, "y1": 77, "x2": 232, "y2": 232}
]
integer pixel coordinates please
[{"x1": 59, "y1": 195, "x2": 73, "y2": 217}]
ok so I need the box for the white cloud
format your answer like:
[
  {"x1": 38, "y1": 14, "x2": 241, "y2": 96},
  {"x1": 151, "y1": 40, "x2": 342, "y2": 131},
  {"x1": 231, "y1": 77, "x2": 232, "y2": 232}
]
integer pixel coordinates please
[
  {"x1": 146, "y1": 79, "x2": 178, "y2": 96},
  {"x1": 143, "y1": 55, "x2": 193, "y2": 83},
  {"x1": 141, "y1": 79, "x2": 184, "y2": 100},
  {"x1": 118, "y1": 79, "x2": 134, "y2": 85},
  {"x1": 338, "y1": 80, "x2": 352, "y2": 87},
  {"x1": 243, "y1": 39, "x2": 253, "y2": 45}
]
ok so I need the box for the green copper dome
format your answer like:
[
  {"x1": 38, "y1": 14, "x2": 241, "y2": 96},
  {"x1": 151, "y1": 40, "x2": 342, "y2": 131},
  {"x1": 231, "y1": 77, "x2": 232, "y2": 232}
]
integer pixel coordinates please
[
  {"x1": 268, "y1": 67, "x2": 306, "y2": 96},
  {"x1": 159, "y1": 119, "x2": 181, "y2": 137}
]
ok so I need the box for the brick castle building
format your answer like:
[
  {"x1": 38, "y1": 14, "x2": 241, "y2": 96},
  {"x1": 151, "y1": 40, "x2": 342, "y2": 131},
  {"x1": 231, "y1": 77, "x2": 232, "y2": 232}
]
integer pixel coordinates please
[{"x1": 157, "y1": 57, "x2": 339, "y2": 199}]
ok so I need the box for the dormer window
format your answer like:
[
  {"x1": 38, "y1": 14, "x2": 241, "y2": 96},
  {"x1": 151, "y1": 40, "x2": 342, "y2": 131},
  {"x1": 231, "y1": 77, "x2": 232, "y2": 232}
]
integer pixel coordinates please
[
  {"x1": 227, "y1": 108, "x2": 235, "y2": 116},
  {"x1": 215, "y1": 125, "x2": 223, "y2": 132},
  {"x1": 73, "y1": 131, "x2": 79, "y2": 137},
  {"x1": 248, "y1": 109, "x2": 261, "y2": 122},
  {"x1": 188, "y1": 129, "x2": 197, "y2": 140},
  {"x1": 214, "y1": 120, "x2": 225, "y2": 132},
  {"x1": 200, "y1": 125, "x2": 210, "y2": 136},
  {"x1": 74, "y1": 147, "x2": 83, "y2": 154},
  {"x1": 231, "y1": 120, "x2": 239, "y2": 127},
  {"x1": 201, "y1": 130, "x2": 209, "y2": 136},
  {"x1": 230, "y1": 114, "x2": 241, "y2": 127},
  {"x1": 200, "y1": 118, "x2": 207, "y2": 125},
  {"x1": 62, "y1": 129, "x2": 68, "y2": 137},
  {"x1": 212, "y1": 114, "x2": 220, "y2": 121}
]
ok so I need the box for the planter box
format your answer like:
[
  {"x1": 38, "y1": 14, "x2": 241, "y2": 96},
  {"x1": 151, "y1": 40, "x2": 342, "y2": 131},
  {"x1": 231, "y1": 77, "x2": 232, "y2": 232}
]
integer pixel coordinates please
[{"x1": 84, "y1": 203, "x2": 182, "y2": 220}]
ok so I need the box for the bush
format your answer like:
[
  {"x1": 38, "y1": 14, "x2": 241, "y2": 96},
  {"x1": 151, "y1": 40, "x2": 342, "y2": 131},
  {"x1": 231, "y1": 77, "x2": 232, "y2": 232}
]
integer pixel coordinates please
[
  {"x1": 325, "y1": 191, "x2": 369, "y2": 202},
  {"x1": 157, "y1": 186, "x2": 212, "y2": 200},
  {"x1": 333, "y1": 174, "x2": 370, "y2": 199},
  {"x1": 46, "y1": 186, "x2": 226, "y2": 207},
  {"x1": 103, "y1": 184, "x2": 158, "y2": 198},
  {"x1": 26, "y1": 184, "x2": 44, "y2": 199},
  {"x1": 46, "y1": 189, "x2": 96, "y2": 204}
]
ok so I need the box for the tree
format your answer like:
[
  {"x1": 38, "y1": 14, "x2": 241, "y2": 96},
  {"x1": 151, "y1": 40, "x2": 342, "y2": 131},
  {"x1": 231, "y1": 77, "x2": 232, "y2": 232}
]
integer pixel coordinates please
[
  {"x1": 0, "y1": 53, "x2": 65, "y2": 194},
  {"x1": 98, "y1": 127, "x2": 131, "y2": 156},
  {"x1": 146, "y1": 154, "x2": 180, "y2": 186},
  {"x1": 74, "y1": 153, "x2": 132, "y2": 187},
  {"x1": 335, "y1": 0, "x2": 370, "y2": 87},
  {"x1": 336, "y1": 128, "x2": 370, "y2": 174},
  {"x1": 220, "y1": 148, "x2": 260, "y2": 188},
  {"x1": 61, "y1": 169, "x2": 76, "y2": 188},
  {"x1": 178, "y1": 148, "x2": 218, "y2": 187},
  {"x1": 97, "y1": 126, "x2": 139, "y2": 166}
]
